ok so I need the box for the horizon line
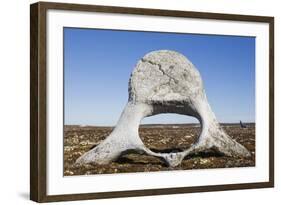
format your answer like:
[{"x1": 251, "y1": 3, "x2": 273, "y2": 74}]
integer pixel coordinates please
[{"x1": 64, "y1": 121, "x2": 256, "y2": 127}]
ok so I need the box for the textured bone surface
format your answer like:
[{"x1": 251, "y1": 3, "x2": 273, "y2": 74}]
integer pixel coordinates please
[{"x1": 76, "y1": 50, "x2": 250, "y2": 167}]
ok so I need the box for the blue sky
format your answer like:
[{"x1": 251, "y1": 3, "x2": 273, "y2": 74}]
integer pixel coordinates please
[{"x1": 64, "y1": 27, "x2": 255, "y2": 125}]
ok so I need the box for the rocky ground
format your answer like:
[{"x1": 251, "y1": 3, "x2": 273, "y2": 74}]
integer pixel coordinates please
[{"x1": 64, "y1": 124, "x2": 255, "y2": 176}]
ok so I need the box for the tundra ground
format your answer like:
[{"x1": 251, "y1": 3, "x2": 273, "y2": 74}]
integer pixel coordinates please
[{"x1": 64, "y1": 124, "x2": 255, "y2": 176}]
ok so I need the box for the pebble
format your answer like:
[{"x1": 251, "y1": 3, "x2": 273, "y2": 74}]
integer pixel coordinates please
[
  {"x1": 64, "y1": 146, "x2": 73, "y2": 152},
  {"x1": 72, "y1": 138, "x2": 79, "y2": 144},
  {"x1": 79, "y1": 141, "x2": 88, "y2": 146},
  {"x1": 199, "y1": 159, "x2": 210, "y2": 165},
  {"x1": 64, "y1": 170, "x2": 74, "y2": 175}
]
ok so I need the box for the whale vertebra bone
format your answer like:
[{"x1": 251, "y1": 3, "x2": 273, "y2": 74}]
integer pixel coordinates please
[{"x1": 76, "y1": 50, "x2": 250, "y2": 167}]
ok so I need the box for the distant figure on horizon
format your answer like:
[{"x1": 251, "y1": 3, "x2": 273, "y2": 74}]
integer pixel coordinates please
[{"x1": 240, "y1": 120, "x2": 247, "y2": 128}]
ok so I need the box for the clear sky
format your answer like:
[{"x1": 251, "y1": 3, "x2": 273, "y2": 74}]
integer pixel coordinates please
[{"x1": 64, "y1": 27, "x2": 255, "y2": 126}]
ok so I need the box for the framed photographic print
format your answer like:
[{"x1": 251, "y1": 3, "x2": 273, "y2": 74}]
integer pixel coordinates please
[{"x1": 30, "y1": 1, "x2": 274, "y2": 202}]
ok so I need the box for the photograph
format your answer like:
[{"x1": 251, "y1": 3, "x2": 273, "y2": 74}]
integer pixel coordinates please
[
  {"x1": 63, "y1": 28, "x2": 256, "y2": 176},
  {"x1": 30, "y1": 2, "x2": 274, "y2": 202}
]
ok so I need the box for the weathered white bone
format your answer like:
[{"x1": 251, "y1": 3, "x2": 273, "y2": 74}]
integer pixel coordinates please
[{"x1": 76, "y1": 50, "x2": 250, "y2": 167}]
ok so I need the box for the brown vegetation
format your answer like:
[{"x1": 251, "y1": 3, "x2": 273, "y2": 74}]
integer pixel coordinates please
[{"x1": 64, "y1": 124, "x2": 255, "y2": 176}]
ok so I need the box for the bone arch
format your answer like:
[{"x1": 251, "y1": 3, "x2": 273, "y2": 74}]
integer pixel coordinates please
[{"x1": 76, "y1": 50, "x2": 250, "y2": 167}]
